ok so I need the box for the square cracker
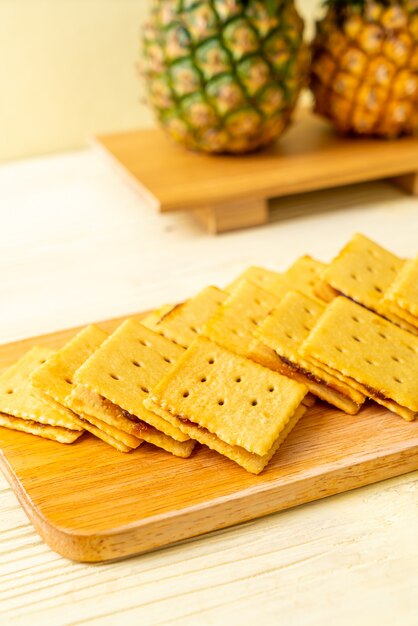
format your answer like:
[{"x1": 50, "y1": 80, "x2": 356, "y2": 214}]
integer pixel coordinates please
[
  {"x1": 268, "y1": 256, "x2": 327, "y2": 302},
  {"x1": 300, "y1": 296, "x2": 418, "y2": 420},
  {"x1": 204, "y1": 280, "x2": 279, "y2": 357},
  {"x1": 318, "y1": 234, "x2": 416, "y2": 334},
  {"x1": 141, "y1": 304, "x2": 175, "y2": 331},
  {"x1": 252, "y1": 291, "x2": 366, "y2": 414},
  {"x1": 145, "y1": 398, "x2": 306, "y2": 474},
  {"x1": 383, "y1": 257, "x2": 418, "y2": 323},
  {"x1": 31, "y1": 324, "x2": 108, "y2": 406},
  {"x1": 76, "y1": 416, "x2": 134, "y2": 453},
  {"x1": 148, "y1": 336, "x2": 307, "y2": 457},
  {"x1": 0, "y1": 347, "x2": 83, "y2": 431},
  {"x1": 30, "y1": 325, "x2": 136, "y2": 452},
  {"x1": 0, "y1": 412, "x2": 83, "y2": 444},
  {"x1": 383, "y1": 298, "x2": 418, "y2": 330},
  {"x1": 68, "y1": 384, "x2": 194, "y2": 458},
  {"x1": 153, "y1": 286, "x2": 227, "y2": 349},
  {"x1": 74, "y1": 319, "x2": 195, "y2": 454},
  {"x1": 226, "y1": 266, "x2": 282, "y2": 294},
  {"x1": 303, "y1": 352, "x2": 417, "y2": 422}
]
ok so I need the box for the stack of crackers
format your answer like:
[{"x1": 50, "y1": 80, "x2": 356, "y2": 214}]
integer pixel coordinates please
[{"x1": 1, "y1": 233, "x2": 417, "y2": 474}]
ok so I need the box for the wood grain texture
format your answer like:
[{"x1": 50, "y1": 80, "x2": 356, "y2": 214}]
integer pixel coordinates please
[
  {"x1": 194, "y1": 198, "x2": 268, "y2": 234},
  {"x1": 1, "y1": 319, "x2": 418, "y2": 563},
  {"x1": 94, "y1": 110, "x2": 418, "y2": 229}
]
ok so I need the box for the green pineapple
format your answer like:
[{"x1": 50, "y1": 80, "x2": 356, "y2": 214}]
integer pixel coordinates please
[{"x1": 142, "y1": 0, "x2": 309, "y2": 154}]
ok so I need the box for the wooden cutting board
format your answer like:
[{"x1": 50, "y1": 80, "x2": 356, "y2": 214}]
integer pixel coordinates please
[
  {"x1": 94, "y1": 110, "x2": 418, "y2": 233},
  {"x1": 1, "y1": 314, "x2": 418, "y2": 563}
]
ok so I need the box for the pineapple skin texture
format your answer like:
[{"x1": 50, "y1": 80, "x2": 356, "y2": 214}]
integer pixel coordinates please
[
  {"x1": 142, "y1": 0, "x2": 309, "y2": 154},
  {"x1": 311, "y1": 2, "x2": 418, "y2": 138}
]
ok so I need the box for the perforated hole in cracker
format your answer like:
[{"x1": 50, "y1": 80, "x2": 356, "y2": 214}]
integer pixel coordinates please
[
  {"x1": 255, "y1": 291, "x2": 366, "y2": 413},
  {"x1": 320, "y1": 234, "x2": 408, "y2": 331},
  {"x1": 149, "y1": 336, "x2": 307, "y2": 457},
  {"x1": 0, "y1": 347, "x2": 83, "y2": 431},
  {"x1": 300, "y1": 296, "x2": 418, "y2": 416},
  {"x1": 154, "y1": 286, "x2": 227, "y2": 349},
  {"x1": 204, "y1": 280, "x2": 279, "y2": 357},
  {"x1": 72, "y1": 319, "x2": 190, "y2": 444}
]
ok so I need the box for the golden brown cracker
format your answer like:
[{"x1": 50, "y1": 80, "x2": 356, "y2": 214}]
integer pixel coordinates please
[
  {"x1": 68, "y1": 384, "x2": 150, "y2": 440},
  {"x1": 148, "y1": 336, "x2": 307, "y2": 457},
  {"x1": 314, "y1": 280, "x2": 340, "y2": 303},
  {"x1": 78, "y1": 412, "x2": 142, "y2": 450},
  {"x1": 321, "y1": 234, "x2": 403, "y2": 307},
  {"x1": 269, "y1": 256, "x2": 327, "y2": 301},
  {"x1": 141, "y1": 428, "x2": 195, "y2": 458},
  {"x1": 68, "y1": 384, "x2": 194, "y2": 457},
  {"x1": 253, "y1": 291, "x2": 365, "y2": 413},
  {"x1": 31, "y1": 325, "x2": 108, "y2": 406},
  {"x1": 145, "y1": 398, "x2": 306, "y2": 474},
  {"x1": 78, "y1": 418, "x2": 133, "y2": 452},
  {"x1": 300, "y1": 296, "x2": 418, "y2": 420},
  {"x1": 383, "y1": 298, "x2": 418, "y2": 330},
  {"x1": 204, "y1": 280, "x2": 279, "y2": 357},
  {"x1": 226, "y1": 266, "x2": 282, "y2": 294},
  {"x1": 0, "y1": 347, "x2": 83, "y2": 431},
  {"x1": 141, "y1": 304, "x2": 175, "y2": 331},
  {"x1": 74, "y1": 319, "x2": 193, "y2": 448},
  {"x1": 0, "y1": 412, "x2": 83, "y2": 444},
  {"x1": 383, "y1": 256, "x2": 418, "y2": 322},
  {"x1": 250, "y1": 346, "x2": 362, "y2": 415},
  {"x1": 303, "y1": 354, "x2": 416, "y2": 421},
  {"x1": 154, "y1": 286, "x2": 227, "y2": 348},
  {"x1": 319, "y1": 234, "x2": 417, "y2": 333}
]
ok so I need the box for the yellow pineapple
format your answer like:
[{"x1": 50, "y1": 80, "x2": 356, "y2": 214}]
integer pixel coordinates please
[
  {"x1": 142, "y1": 0, "x2": 309, "y2": 154},
  {"x1": 311, "y1": 0, "x2": 418, "y2": 137}
]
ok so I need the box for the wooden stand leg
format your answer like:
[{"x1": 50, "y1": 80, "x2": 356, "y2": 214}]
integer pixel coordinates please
[
  {"x1": 194, "y1": 198, "x2": 268, "y2": 234},
  {"x1": 392, "y1": 172, "x2": 418, "y2": 196}
]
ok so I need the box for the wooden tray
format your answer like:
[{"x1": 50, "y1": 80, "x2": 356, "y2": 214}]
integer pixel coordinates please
[
  {"x1": 1, "y1": 314, "x2": 418, "y2": 563},
  {"x1": 94, "y1": 110, "x2": 418, "y2": 234}
]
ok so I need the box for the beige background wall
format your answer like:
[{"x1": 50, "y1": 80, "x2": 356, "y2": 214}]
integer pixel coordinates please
[{"x1": 0, "y1": 0, "x2": 318, "y2": 163}]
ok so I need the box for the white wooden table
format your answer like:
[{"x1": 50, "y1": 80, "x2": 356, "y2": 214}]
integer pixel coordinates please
[{"x1": 1, "y1": 150, "x2": 417, "y2": 625}]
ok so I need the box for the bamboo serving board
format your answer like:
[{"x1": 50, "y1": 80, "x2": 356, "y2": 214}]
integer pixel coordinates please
[
  {"x1": 1, "y1": 314, "x2": 418, "y2": 563},
  {"x1": 94, "y1": 110, "x2": 418, "y2": 234}
]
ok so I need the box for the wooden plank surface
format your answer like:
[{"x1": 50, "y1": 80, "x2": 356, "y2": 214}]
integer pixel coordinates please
[
  {"x1": 95, "y1": 110, "x2": 418, "y2": 213},
  {"x1": 1, "y1": 319, "x2": 418, "y2": 562}
]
